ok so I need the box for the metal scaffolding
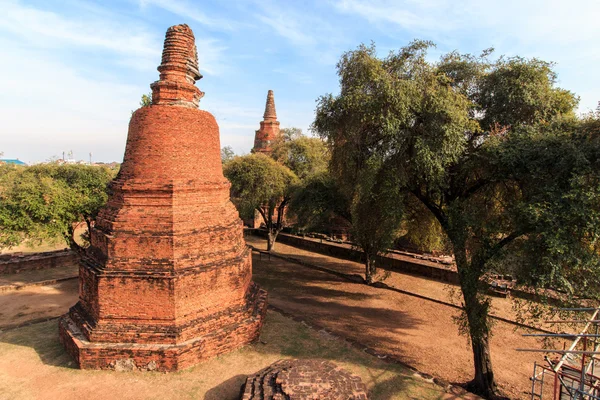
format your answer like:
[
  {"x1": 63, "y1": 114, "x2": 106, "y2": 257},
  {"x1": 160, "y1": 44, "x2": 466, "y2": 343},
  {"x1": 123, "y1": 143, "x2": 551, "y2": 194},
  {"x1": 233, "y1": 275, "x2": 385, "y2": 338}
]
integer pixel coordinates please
[{"x1": 518, "y1": 307, "x2": 600, "y2": 399}]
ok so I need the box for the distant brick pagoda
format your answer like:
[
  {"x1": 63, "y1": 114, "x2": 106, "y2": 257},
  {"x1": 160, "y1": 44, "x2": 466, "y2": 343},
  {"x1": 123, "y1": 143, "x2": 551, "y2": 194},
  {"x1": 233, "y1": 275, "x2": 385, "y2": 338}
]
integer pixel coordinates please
[
  {"x1": 241, "y1": 359, "x2": 369, "y2": 399},
  {"x1": 252, "y1": 90, "x2": 281, "y2": 154},
  {"x1": 59, "y1": 24, "x2": 268, "y2": 372}
]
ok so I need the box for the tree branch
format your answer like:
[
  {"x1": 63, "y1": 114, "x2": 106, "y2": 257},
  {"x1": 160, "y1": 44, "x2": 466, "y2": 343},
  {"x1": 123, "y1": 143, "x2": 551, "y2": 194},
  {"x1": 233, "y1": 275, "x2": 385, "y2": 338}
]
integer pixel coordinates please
[
  {"x1": 410, "y1": 189, "x2": 449, "y2": 230},
  {"x1": 462, "y1": 178, "x2": 493, "y2": 199},
  {"x1": 256, "y1": 206, "x2": 268, "y2": 227},
  {"x1": 480, "y1": 230, "x2": 526, "y2": 266}
]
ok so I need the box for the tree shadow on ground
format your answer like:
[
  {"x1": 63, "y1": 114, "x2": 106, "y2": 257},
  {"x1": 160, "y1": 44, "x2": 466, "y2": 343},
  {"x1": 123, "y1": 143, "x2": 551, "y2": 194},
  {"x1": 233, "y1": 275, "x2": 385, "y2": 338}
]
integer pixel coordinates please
[
  {"x1": 0, "y1": 319, "x2": 75, "y2": 369},
  {"x1": 203, "y1": 374, "x2": 246, "y2": 400},
  {"x1": 253, "y1": 254, "x2": 423, "y2": 367}
]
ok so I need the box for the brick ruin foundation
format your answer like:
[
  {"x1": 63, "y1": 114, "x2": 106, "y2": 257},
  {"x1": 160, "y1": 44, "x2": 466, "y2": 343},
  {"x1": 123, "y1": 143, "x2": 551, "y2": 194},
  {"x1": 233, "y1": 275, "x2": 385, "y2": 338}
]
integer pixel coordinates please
[
  {"x1": 240, "y1": 359, "x2": 368, "y2": 399},
  {"x1": 59, "y1": 24, "x2": 268, "y2": 372}
]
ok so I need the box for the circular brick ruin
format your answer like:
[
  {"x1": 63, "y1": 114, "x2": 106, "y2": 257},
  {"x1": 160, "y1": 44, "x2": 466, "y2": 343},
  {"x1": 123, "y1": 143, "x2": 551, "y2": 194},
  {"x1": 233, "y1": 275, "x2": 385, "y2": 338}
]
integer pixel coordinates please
[{"x1": 240, "y1": 359, "x2": 369, "y2": 400}]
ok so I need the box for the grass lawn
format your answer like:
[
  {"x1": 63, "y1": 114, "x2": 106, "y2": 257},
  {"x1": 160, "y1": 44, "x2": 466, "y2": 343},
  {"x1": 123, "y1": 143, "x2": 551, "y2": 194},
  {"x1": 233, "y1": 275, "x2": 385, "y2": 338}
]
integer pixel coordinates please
[{"x1": 0, "y1": 310, "x2": 453, "y2": 400}]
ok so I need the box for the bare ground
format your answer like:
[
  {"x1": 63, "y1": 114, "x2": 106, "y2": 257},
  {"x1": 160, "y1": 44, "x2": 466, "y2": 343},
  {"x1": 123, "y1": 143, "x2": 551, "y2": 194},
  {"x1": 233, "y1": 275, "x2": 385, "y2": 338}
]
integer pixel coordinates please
[
  {"x1": 0, "y1": 311, "x2": 457, "y2": 399},
  {"x1": 247, "y1": 236, "x2": 552, "y2": 399},
  {"x1": 0, "y1": 239, "x2": 548, "y2": 399}
]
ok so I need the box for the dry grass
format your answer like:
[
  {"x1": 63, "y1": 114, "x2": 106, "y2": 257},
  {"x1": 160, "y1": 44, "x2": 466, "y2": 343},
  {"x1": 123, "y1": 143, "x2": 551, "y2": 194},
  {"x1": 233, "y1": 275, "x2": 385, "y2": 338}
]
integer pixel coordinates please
[{"x1": 0, "y1": 311, "x2": 452, "y2": 400}]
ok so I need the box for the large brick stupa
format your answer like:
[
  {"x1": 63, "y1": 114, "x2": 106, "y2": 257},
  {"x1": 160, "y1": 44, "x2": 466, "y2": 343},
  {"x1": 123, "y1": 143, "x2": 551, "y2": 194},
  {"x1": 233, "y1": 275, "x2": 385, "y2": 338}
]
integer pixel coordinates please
[{"x1": 59, "y1": 24, "x2": 268, "y2": 372}]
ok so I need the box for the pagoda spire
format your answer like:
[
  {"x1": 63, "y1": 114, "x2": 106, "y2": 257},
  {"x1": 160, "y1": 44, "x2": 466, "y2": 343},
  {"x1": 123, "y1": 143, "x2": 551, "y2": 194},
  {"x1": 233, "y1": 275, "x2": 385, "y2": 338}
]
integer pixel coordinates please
[
  {"x1": 253, "y1": 90, "x2": 281, "y2": 154},
  {"x1": 150, "y1": 24, "x2": 204, "y2": 108},
  {"x1": 263, "y1": 90, "x2": 277, "y2": 121}
]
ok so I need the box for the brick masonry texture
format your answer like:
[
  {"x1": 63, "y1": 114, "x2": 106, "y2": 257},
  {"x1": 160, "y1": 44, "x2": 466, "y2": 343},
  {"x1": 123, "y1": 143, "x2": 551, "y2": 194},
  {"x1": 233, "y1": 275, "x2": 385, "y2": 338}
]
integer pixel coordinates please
[
  {"x1": 240, "y1": 359, "x2": 369, "y2": 399},
  {"x1": 252, "y1": 90, "x2": 281, "y2": 154},
  {"x1": 59, "y1": 24, "x2": 268, "y2": 372},
  {"x1": 0, "y1": 250, "x2": 77, "y2": 274}
]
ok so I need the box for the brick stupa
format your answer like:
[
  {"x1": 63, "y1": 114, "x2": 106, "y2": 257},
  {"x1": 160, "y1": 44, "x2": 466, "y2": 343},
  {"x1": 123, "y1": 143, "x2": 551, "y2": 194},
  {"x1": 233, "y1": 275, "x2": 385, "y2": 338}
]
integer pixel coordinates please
[
  {"x1": 252, "y1": 90, "x2": 281, "y2": 154},
  {"x1": 59, "y1": 24, "x2": 268, "y2": 372}
]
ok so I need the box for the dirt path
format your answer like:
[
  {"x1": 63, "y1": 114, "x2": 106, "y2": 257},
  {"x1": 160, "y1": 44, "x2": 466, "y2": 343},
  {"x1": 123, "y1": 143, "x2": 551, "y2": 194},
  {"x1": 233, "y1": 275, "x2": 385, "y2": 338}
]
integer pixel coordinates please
[
  {"x1": 248, "y1": 239, "x2": 548, "y2": 399},
  {"x1": 0, "y1": 280, "x2": 79, "y2": 329},
  {"x1": 246, "y1": 235, "x2": 553, "y2": 331}
]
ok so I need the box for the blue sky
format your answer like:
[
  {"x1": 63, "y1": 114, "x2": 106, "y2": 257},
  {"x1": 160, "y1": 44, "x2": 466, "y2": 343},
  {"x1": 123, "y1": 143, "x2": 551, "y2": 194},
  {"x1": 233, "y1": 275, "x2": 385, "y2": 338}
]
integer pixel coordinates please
[{"x1": 1, "y1": 0, "x2": 600, "y2": 163}]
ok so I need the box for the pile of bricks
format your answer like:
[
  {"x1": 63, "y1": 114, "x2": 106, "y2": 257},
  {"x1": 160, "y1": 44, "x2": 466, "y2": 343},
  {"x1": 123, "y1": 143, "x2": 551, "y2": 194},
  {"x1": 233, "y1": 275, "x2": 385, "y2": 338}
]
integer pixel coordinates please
[
  {"x1": 240, "y1": 359, "x2": 368, "y2": 399},
  {"x1": 58, "y1": 23, "x2": 267, "y2": 372}
]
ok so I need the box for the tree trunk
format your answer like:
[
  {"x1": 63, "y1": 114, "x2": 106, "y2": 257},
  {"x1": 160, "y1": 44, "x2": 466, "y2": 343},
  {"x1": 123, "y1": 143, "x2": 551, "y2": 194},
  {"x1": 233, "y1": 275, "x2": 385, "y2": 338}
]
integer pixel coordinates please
[
  {"x1": 364, "y1": 253, "x2": 376, "y2": 284},
  {"x1": 267, "y1": 231, "x2": 277, "y2": 252},
  {"x1": 469, "y1": 333, "x2": 496, "y2": 398},
  {"x1": 454, "y1": 242, "x2": 498, "y2": 399},
  {"x1": 67, "y1": 223, "x2": 85, "y2": 256}
]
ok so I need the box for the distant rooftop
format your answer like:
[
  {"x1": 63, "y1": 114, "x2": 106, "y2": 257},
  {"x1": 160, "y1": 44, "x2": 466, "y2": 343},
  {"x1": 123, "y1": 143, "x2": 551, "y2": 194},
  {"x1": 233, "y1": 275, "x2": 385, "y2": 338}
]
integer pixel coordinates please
[{"x1": 0, "y1": 159, "x2": 27, "y2": 165}]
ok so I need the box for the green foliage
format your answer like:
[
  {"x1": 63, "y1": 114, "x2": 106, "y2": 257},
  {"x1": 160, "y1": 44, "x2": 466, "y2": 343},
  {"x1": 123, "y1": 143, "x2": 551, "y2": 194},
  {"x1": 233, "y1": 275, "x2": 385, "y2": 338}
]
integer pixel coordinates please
[
  {"x1": 224, "y1": 154, "x2": 298, "y2": 219},
  {"x1": 351, "y1": 166, "x2": 404, "y2": 283},
  {"x1": 220, "y1": 146, "x2": 235, "y2": 165},
  {"x1": 224, "y1": 154, "x2": 299, "y2": 251},
  {"x1": 398, "y1": 197, "x2": 450, "y2": 254},
  {"x1": 271, "y1": 129, "x2": 329, "y2": 180},
  {"x1": 314, "y1": 40, "x2": 586, "y2": 396},
  {"x1": 0, "y1": 163, "x2": 116, "y2": 250},
  {"x1": 289, "y1": 171, "x2": 351, "y2": 233},
  {"x1": 140, "y1": 92, "x2": 152, "y2": 107}
]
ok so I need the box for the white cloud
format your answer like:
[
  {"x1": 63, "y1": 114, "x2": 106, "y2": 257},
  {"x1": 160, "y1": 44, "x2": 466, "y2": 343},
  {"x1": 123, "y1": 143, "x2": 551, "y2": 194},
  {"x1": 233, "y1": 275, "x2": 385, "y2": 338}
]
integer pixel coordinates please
[
  {"x1": 138, "y1": 0, "x2": 237, "y2": 31},
  {"x1": 0, "y1": 36, "x2": 140, "y2": 163},
  {"x1": 331, "y1": 0, "x2": 600, "y2": 111},
  {"x1": 250, "y1": 1, "x2": 345, "y2": 65},
  {"x1": 0, "y1": 0, "x2": 159, "y2": 65},
  {"x1": 255, "y1": 10, "x2": 316, "y2": 47}
]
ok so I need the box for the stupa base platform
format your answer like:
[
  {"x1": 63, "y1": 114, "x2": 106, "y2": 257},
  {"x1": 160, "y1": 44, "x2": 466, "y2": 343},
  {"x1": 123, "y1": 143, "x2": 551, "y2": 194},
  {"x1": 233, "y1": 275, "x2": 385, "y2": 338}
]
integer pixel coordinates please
[{"x1": 58, "y1": 287, "x2": 268, "y2": 372}]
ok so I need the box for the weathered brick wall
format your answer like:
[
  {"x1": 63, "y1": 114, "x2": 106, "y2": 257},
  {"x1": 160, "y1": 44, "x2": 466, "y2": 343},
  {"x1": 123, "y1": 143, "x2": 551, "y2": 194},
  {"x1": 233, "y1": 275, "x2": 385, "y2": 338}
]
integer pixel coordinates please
[
  {"x1": 252, "y1": 230, "x2": 558, "y2": 304},
  {"x1": 251, "y1": 230, "x2": 460, "y2": 284},
  {"x1": 0, "y1": 249, "x2": 78, "y2": 274}
]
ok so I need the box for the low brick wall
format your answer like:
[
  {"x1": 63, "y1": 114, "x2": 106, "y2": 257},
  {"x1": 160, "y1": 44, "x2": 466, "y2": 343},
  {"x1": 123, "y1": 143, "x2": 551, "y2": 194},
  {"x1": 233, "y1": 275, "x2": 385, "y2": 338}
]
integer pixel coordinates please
[
  {"x1": 249, "y1": 230, "x2": 460, "y2": 284},
  {"x1": 249, "y1": 230, "x2": 561, "y2": 305},
  {"x1": 0, "y1": 249, "x2": 78, "y2": 274}
]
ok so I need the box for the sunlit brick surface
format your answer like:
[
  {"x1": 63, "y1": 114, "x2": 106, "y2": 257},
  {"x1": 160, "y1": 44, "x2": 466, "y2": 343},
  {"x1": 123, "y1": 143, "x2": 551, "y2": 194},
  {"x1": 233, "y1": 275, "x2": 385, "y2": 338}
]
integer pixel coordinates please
[{"x1": 59, "y1": 24, "x2": 267, "y2": 372}]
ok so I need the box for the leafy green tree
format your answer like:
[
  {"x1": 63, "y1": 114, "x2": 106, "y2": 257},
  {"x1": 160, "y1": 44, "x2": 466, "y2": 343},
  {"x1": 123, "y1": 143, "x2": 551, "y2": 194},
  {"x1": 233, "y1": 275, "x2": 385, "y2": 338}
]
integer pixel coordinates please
[
  {"x1": 271, "y1": 129, "x2": 329, "y2": 180},
  {"x1": 0, "y1": 164, "x2": 116, "y2": 253},
  {"x1": 350, "y1": 165, "x2": 404, "y2": 283},
  {"x1": 140, "y1": 92, "x2": 152, "y2": 107},
  {"x1": 313, "y1": 41, "x2": 589, "y2": 398},
  {"x1": 224, "y1": 154, "x2": 298, "y2": 251},
  {"x1": 220, "y1": 146, "x2": 235, "y2": 164},
  {"x1": 289, "y1": 171, "x2": 351, "y2": 233}
]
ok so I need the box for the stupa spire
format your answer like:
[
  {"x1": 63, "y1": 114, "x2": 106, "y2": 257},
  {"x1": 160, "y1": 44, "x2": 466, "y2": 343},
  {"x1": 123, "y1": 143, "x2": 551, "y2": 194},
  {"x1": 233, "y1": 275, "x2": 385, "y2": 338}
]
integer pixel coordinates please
[
  {"x1": 263, "y1": 90, "x2": 277, "y2": 121},
  {"x1": 253, "y1": 90, "x2": 281, "y2": 154},
  {"x1": 150, "y1": 24, "x2": 204, "y2": 108}
]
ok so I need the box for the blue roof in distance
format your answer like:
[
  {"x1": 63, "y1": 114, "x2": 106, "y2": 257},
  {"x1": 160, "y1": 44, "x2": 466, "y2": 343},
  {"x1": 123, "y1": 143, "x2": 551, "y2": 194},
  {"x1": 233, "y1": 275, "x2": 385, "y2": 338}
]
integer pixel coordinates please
[{"x1": 0, "y1": 159, "x2": 27, "y2": 165}]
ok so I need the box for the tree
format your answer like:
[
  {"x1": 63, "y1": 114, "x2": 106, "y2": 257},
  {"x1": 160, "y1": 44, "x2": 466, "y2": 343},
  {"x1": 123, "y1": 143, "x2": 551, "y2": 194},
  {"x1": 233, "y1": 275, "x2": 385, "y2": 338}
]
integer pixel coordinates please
[
  {"x1": 288, "y1": 171, "x2": 351, "y2": 233},
  {"x1": 350, "y1": 165, "x2": 404, "y2": 284},
  {"x1": 270, "y1": 128, "x2": 329, "y2": 180},
  {"x1": 0, "y1": 163, "x2": 116, "y2": 253},
  {"x1": 224, "y1": 154, "x2": 298, "y2": 251},
  {"x1": 221, "y1": 146, "x2": 235, "y2": 164},
  {"x1": 313, "y1": 41, "x2": 589, "y2": 398},
  {"x1": 140, "y1": 92, "x2": 152, "y2": 107}
]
